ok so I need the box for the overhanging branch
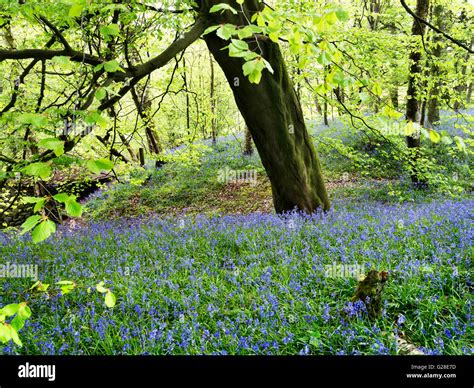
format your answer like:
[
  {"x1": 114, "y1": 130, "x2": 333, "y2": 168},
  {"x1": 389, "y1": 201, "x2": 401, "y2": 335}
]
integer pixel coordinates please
[{"x1": 400, "y1": 0, "x2": 473, "y2": 54}]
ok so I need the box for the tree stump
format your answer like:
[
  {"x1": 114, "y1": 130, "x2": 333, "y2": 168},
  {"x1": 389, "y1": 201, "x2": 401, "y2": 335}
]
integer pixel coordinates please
[{"x1": 352, "y1": 270, "x2": 389, "y2": 319}]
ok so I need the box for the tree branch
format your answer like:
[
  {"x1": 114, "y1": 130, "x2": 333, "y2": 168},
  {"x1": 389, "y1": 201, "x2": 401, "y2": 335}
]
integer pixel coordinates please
[
  {"x1": 37, "y1": 16, "x2": 72, "y2": 51},
  {"x1": 400, "y1": 0, "x2": 473, "y2": 54},
  {"x1": 128, "y1": 16, "x2": 208, "y2": 79}
]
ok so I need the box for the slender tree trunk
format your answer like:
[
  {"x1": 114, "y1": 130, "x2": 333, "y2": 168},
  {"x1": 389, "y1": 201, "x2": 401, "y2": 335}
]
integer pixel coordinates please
[
  {"x1": 323, "y1": 97, "x2": 329, "y2": 126},
  {"x1": 368, "y1": 0, "x2": 381, "y2": 30},
  {"x1": 1, "y1": 21, "x2": 16, "y2": 49},
  {"x1": 129, "y1": 51, "x2": 163, "y2": 167},
  {"x1": 243, "y1": 127, "x2": 253, "y2": 156},
  {"x1": 314, "y1": 96, "x2": 323, "y2": 115},
  {"x1": 405, "y1": 0, "x2": 430, "y2": 185},
  {"x1": 390, "y1": 87, "x2": 399, "y2": 109},
  {"x1": 119, "y1": 132, "x2": 137, "y2": 162},
  {"x1": 202, "y1": 0, "x2": 329, "y2": 213},
  {"x1": 131, "y1": 79, "x2": 162, "y2": 155},
  {"x1": 427, "y1": 4, "x2": 445, "y2": 126},
  {"x1": 452, "y1": 10, "x2": 471, "y2": 112},
  {"x1": 209, "y1": 53, "x2": 217, "y2": 144},
  {"x1": 182, "y1": 56, "x2": 191, "y2": 136},
  {"x1": 387, "y1": 23, "x2": 399, "y2": 110},
  {"x1": 420, "y1": 99, "x2": 426, "y2": 127}
]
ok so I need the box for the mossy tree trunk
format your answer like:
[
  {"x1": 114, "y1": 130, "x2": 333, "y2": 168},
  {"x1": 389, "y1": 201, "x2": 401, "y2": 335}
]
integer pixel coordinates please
[
  {"x1": 201, "y1": 0, "x2": 329, "y2": 213},
  {"x1": 405, "y1": 0, "x2": 430, "y2": 185}
]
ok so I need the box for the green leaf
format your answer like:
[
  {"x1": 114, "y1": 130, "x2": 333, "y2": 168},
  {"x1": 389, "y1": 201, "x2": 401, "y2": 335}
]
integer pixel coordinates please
[
  {"x1": 100, "y1": 24, "x2": 120, "y2": 38},
  {"x1": 85, "y1": 111, "x2": 109, "y2": 128},
  {"x1": 86, "y1": 158, "x2": 114, "y2": 174},
  {"x1": 332, "y1": 70, "x2": 345, "y2": 86},
  {"x1": 22, "y1": 196, "x2": 44, "y2": 204},
  {"x1": 429, "y1": 129, "x2": 441, "y2": 143},
  {"x1": 56, "y1": 281, "x2": 77, "y2": 295},
  {"x1": 383, "y1": 106, "x2": 404, "y2": 120},
  {"x1": 230, "y1": 39, "x2": 249, "y2": 51},
  {"x1": 243, "y1": 59, "x2": 258, "y2": 76},
  {"x1": 69, "y1": 3, "x2": 84, "y2": 17},
  {"x1": 18, "y1": 113, "x2": 48, "y2": 128},
  {"x1": 372, "y1": 82, "x2": 383, "y2": 97},
  {"x1": 325, "y1": 11, "x2": 338, "y2": 25},
  {"x1": 22, "y1": 162, "x2": 51, "y2": 180},
  {"x1": 336, "y1": 9, "x2": 349, "y2": 22},
  {"x1": 33, "y1": 198, "x2": 47, "y2": 213},
  {"x1": 404, "y1": 121, "x2": 418, "y2": 137},
  {"x1": 216, "y1": 24, "x2": 236, "y2": 40},
  {"x1": 105, "y1": 291, "x2": 116, "y2": 308},
  {"x1": 53, "y1": 193, "x2": 70, "y2": 203},
  {"x1": 51, "y1": 56, "x2": 71, "y2": 66},
  {"x1": 56, "y1": 281, "x2": 75, "y2": 285},
  {"x1": 17, "y1": 303, "x2": 32, "y2": 319},
  {"x1": 248, "y1": 71, "x2": 262, "y2": 84},
  {"x1": 94, "y1": 88, "x2": 107, "y2": 101},
  {"x1": 317, "y1": 51, "x2": 331, "y2": 65},
  {"x1": 29, "y1": 281, "x2": 49, "y2": 292},
  {"x1": 31, "y1": 219, "x2": 56, "y2": 243},
  {"x1": 0, "y1": 324, "x2": 10, "y2": 343},
  {"x1": 454, "y1": 136, "x2": 466, "y2": 152},
  {"x1": 237, "y1": 25, "x2": 262, "y2": 39},
  {"x1": 103, "y1": 60, "x2": 125, "y2": 73},
  {"x1": 11, "y1": 315, "x2": 26, "y2": 332},
  {"x1": 202, "y1": 25, "x2": 219, "y2": 36},
  {"x1": 96, "y1": 282, "x2": 108, "y2": 293},
  {"x1": 20, "y1": 215, "x2": 42, "y2": 235},
  {"x1": 9, "y1": 325, "x2": 22, "y2": 347},
  {"x1": 0, "y1": 304, "x2": 19, "y2": 317},
  {"x1": 262, "y1": 58, "x2": 274, "y2": 74},
  {"x1": 38, "y1": 138, "x2": 65, "y2": 157},
  {"x1": 209, "y1": 4, "x2": 238, "y2": 14},
  {"x1": 65, "y1": 200, "x2": 83, "y2": 217}
]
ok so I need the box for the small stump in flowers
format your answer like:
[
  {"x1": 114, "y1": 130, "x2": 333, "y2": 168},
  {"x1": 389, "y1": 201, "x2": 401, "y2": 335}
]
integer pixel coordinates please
[{"x1": 352, "y1": 270, "x2": 389, "y2": 319}]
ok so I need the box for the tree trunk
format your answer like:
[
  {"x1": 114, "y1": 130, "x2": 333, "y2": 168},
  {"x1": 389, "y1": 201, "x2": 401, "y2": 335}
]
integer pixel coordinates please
[
  {"x1": 243, "y1": 126, "x2": 253, "y2": 156},
  {"x1": 426, "y1": 4, "x2": 445, "y2": 127},
  {"x1": 182, "y1": 56, "x2": 191, "y2": 136},
  {"x1": 323, "y1": 97, "x2": 329, "y2": 126},
  {"x1": 390, "y1": 87, "x2": 399, "y2": 109},
  {"x1": 129, "y1": 49, "x2": 163, "y2": 166},
  {"x1": 210, "y1": 53, "x2": 217, "y2": 144},
  {"x1": 405, "y1": 0, "x2": 430, "y2": 185},
  {"x1": 202, "y1": 1, "x2": 329, "y2": 213},
  {"x1": 452, "y1": 10, "x2": 471, "y2": 112}
]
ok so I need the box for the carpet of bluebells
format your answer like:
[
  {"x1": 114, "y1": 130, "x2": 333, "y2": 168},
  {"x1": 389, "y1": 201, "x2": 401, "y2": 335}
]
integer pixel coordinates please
[{"x1": 0, "y1": 198, "x2": 472, "y2": 355}]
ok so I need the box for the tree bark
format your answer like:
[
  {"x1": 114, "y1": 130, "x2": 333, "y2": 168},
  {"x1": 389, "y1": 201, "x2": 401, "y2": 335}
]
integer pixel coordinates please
[
  {"x1": 390, "y1": 87, "x2": 399, "y2": 109},
  {"x1": 452, "y1": 10, "x2": 471, "y2": 111},
  {"x1": 405, "y1": 0, "x2": 430, "y2": 185},
  {"x1": 202, "y1": 0, "x2": 329, "y2": 213},
  {"x1": 243, "y1": 126, "x2": 253, "y2": 156},
  {"x1": 210, "y1": 53, "x2": 217, "y2": 144},
  {"x1": 129, "y1": 48, "x2": 163, "y2": 167},
  {"x1": 182, "y1": 56, "x2": 191, "y2": 136},
  {"x1": 426, "y1": 4, "x2": 445, "y2": 126}
]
